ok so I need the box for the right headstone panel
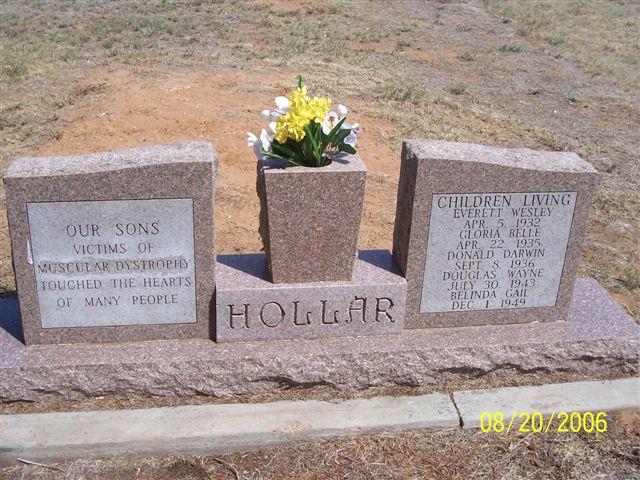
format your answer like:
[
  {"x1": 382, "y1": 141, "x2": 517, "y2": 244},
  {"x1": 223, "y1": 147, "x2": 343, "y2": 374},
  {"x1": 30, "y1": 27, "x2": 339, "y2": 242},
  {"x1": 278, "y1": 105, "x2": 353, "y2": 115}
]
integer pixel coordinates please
[{"x1": 393, "y1": 140, "x2": 597, "y2": 328}]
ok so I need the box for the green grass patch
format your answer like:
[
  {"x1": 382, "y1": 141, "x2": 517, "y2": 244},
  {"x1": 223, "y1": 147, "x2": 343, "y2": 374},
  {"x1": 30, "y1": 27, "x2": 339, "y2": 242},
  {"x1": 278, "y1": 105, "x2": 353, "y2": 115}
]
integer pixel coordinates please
[
  {"x1": 448, "y1": 81, "x2": 467, "y2": 95},
  {"x1": 620, "y1": 267, "x2": 640, "y2": 290},
  {"x1": 1, "y1": 33, "x2": 80, "y2": 84},
  {"x1": 354, "y1": 28, "x2": 383, "y2": 43},
  {"x1": 499, "y1": 43, "x2": 523, "y2": 53},
  {"x1": 459, "y1": 51, "x2": 475, "y2": 61},
  {"x1": 379, "y1": 78, "x2": 425, "y2": 103},
  {"x1": 484, "y1": 0, "x2": 640, "y2": 92}
]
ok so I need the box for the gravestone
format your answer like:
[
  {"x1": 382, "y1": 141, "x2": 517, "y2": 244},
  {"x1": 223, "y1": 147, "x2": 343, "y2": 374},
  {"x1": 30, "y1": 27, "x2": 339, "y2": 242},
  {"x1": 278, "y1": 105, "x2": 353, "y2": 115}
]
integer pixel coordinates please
[
  {"x1": 215, "y1": 250, "x2": 406, "y2": 341},
  {"x1": 3, "y1": 142, "x2": 216, "y2": 344},
  {"x1": 1, "y1": 137, "x2": 637, "y2": 406},
  {"x1": 393, "y1": 139, "x2": 597, "y2": 328}
]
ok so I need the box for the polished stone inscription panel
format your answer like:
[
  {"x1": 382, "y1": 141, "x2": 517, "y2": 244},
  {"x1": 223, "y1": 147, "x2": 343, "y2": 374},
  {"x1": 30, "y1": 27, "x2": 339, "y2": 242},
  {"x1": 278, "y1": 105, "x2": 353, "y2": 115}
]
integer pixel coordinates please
[
  {"x1": 27, "y1": 199, "x2": 196, "y2": 327},
  {"x1": 420, "y1": 191, "x2": 577, "y2": 313}
]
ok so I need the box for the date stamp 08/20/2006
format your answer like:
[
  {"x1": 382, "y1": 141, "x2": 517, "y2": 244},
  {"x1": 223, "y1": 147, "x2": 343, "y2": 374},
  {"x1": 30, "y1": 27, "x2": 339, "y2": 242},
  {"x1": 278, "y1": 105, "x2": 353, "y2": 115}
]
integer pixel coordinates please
[{"x1": 479, "y1": 411, "x2": 608, "y2": 434}]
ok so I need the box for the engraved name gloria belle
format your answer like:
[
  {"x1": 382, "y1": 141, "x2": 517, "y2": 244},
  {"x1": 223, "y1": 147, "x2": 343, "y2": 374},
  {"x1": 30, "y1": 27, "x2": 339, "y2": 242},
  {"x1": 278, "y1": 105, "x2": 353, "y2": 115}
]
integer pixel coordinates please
[{"x1": 421, "y1": 191, "x2": 577, "y2": 314}]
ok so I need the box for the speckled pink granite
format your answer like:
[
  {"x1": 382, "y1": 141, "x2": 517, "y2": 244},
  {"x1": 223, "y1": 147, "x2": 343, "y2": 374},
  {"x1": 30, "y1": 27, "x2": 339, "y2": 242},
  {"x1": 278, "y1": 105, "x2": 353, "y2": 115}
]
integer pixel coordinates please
[
  {"x1": 1, "y1": 278, "x2": 637, "y2": 403},
  {"x1": 257, "y1": 154, "x2": 366, "y2": 283},
  {"x1": 3, "y1": 142, "x2": 216, "y2": 344},
  {"x1": 393, "y1": 139, "x2": 597, "y2": 329},
  {"x1": 215, "y1": 250, "x2": 406, "y2": 341}
]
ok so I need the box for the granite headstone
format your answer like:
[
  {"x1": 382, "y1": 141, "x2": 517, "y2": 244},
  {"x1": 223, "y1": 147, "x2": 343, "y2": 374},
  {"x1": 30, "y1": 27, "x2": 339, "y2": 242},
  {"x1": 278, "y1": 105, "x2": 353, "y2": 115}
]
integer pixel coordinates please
[
  {"x1": 393, "y1": 139, "x2": 597, "y2": 328},
  {"x1": 4, "y1": 142, "x2": 216, "y2": 344}
]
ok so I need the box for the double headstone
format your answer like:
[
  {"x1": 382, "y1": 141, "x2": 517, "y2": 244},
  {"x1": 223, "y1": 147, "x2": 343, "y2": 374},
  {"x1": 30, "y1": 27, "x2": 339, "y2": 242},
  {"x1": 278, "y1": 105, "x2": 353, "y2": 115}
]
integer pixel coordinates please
[{"x1": 3, "y1": 138, "x2": 598, "y2": 346}]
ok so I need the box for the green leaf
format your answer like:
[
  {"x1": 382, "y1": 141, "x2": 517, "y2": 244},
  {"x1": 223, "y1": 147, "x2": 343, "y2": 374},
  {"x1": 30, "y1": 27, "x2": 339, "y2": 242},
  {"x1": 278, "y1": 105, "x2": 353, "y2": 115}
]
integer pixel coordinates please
[
  {"x1": 285, "y1": 138, "x2": 305, "y2": 157},
  {"x1": 266, "y1": 142, "x2": 305, "y2": 165},
  {"x1": 272, "y1": 142, "x2": 302, "y2": 163},
  {"x1": 313, "y1": 122, "x2": 324, "y2": 159},
  {"x1": 304, "y1": 125, "x2": 322, "y2": 166},
  {"x1": 338, "y1": 143, "x2": 356, "y2": 154},
  {"x1": 333, "y1": 127, "x2": 351, "y2": 146},
  {"x1": 296, "y1": 75, "x2": 302, "y2": 89},
  {"x1": 321, "y1": 117, "x2": 346, "y2": 151},
  {"x1": 301, "y1": 139, "x2": 313, "y2": 165},
  {"x1": 261, "y1": 151, "x2": 286, "y2": 160},
  {"x1": 262, "y1": 150, "x2": 304, "y2": 167}
]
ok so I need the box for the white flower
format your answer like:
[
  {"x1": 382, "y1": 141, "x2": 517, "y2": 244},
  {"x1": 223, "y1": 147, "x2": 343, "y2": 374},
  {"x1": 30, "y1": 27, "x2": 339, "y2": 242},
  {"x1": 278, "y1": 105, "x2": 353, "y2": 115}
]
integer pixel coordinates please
[
  {"x1": 260, "y1": 128, "x2": 272, "y2": 151},
  {"x1": 247, "y1": 129, "x2": 273, "y2": 159},
  {"x1": 261, "y1": 110, "x2": 284, "y2": 121},
  {"x1": 274, "y1": 96, "x2": 290, "y2": 113},
  {"x1": 322, "y1": 111, "x2": 339, "y2": 135},
  {"x1": 267, "y1": 121, "x2": 277, "y2": 136},
  {"x1": 349, "y1": 122, "x2": 361, "y2": 136},
  {"x1": 337, "y1": 104, "x2": 348, "y2": 118},
  {"x1": 247, "y1": 131, "x2": 264, "y2": 160},
  {"x1": 259, "y1": 97, "x2": 291, "y2": 121},
  {"x1": 344, "y1": 131, "x2": 357, "y2": 148},
  {"x1": 247, "y1": 132, "x2": 258, "y2": 148}
]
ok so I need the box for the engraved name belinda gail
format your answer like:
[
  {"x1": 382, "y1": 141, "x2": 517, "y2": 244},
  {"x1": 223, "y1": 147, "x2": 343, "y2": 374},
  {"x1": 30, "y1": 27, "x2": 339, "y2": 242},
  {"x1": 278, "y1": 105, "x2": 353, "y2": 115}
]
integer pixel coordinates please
[{"x1": 420, "y1": 192, "x2": 577, "y2": 313}]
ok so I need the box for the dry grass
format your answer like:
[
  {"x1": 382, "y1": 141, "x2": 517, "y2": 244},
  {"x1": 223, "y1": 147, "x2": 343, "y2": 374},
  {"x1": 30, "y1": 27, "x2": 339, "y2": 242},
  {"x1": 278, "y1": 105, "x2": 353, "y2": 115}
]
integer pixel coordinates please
[
  {"x1": 2, "y1": 410, "x2": 639, "y2": 479},
  {"x1": 485, "y1": 0, "x2": 640, "y2": 93}
]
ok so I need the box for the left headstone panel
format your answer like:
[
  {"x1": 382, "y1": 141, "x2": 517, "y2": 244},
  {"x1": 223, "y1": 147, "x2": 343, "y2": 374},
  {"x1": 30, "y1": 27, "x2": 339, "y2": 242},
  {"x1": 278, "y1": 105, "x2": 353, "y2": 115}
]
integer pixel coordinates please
[{"x1": 3, "y1": 142, "x2": 216, "y2": 345}]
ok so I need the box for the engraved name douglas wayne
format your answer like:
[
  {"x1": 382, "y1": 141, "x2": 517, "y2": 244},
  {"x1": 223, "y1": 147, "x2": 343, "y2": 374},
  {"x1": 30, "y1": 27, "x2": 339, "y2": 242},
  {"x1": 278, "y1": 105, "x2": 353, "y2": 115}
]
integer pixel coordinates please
[
  {"x1": 27, "y1": 199, "x2": 197, "y2": 328},
  {"x1": 420, "y1": 192, "x2": 577, "y2": 313},
  {"x1": 227, "y1": 296, "x2": 396, "y2": 330}
]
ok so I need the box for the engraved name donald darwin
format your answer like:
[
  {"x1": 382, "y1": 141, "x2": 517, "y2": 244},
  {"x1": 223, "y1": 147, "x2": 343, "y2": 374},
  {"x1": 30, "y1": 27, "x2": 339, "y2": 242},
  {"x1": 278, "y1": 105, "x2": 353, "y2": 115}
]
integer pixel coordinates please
[{"x1": 422, "y1": 191, "x2": 577, "y2": 312}]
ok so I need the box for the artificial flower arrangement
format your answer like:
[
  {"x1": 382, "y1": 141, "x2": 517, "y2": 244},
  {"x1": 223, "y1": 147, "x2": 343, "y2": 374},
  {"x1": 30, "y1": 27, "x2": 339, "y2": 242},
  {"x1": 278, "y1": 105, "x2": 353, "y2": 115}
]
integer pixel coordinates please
[{"x1": 248, "y1": 75, "x2": 361, "y2": 167}]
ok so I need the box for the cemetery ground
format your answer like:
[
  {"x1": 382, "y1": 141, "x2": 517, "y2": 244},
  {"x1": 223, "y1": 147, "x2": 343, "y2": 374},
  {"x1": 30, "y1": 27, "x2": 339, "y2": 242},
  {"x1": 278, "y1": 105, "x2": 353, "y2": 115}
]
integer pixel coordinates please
[
  {"x1": 1, "y1": 409, "x2": 639, "y2": 480},
  {"x1": 0, "y1": 0, "x2": 638, "y2": 478}
]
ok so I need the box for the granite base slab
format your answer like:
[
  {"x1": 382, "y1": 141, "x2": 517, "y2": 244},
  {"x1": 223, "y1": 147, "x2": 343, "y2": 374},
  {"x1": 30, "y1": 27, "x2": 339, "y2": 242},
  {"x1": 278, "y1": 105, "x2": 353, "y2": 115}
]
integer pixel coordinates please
[
  {"x1": 0, "y1": 278, "x2": 638, "y2": 403},
  {"x1": 215, "y1": 251, "x2": 406, "y2": 342}
]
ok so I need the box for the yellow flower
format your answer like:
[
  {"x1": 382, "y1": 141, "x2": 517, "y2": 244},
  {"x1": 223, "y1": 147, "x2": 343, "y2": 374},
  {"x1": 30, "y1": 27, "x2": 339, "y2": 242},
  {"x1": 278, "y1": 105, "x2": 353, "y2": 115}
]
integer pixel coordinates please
[
  {"x1": 308, "y1": 97, "x2": 331, "y2": 123},
  {"x1": 274, "y1": 85, "x2": 331, "y2": 144},
  {"x1": 275, "y1": 112, "x2": 306, "y2": 143},
  {"x1": 289, "y1": 85, "x2": 309, "y2": 111}
]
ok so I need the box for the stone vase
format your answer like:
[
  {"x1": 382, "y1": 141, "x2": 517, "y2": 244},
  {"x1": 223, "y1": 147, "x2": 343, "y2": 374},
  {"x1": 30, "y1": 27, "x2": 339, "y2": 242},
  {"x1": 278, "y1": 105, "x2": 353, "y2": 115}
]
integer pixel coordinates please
[{"x1": 257, "y1": 154, "x2": 367, "y2": 283}]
